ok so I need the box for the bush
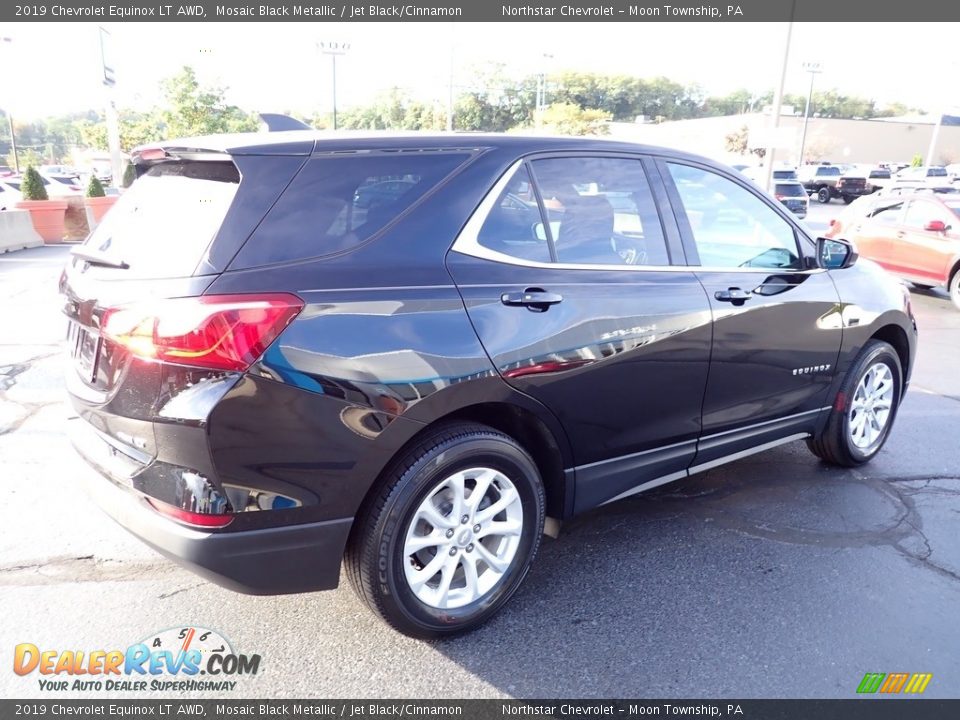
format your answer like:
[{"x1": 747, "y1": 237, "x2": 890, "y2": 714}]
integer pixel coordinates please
[
  {"x1": 86, "y1": 176, "x2": 106, "y2": 198},
  {"x1": 121, "y1": 163, "x2": 136, "y2": 188},
  {"x1": 20, "y1": 166, "x2": 48, "y2": 201}
]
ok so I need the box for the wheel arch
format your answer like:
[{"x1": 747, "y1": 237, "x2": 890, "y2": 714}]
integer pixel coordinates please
[
  {"x1": 352, "y1": 388, "x2": 575, "y2": 535},
  {"x1": 870, "y1": 322, "x2": 911, "y2": 385}
]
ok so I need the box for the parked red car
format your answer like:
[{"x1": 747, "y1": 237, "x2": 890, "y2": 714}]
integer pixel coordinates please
[{"x1": 828, "y1": 192, "x2": 960, "y2": 309}]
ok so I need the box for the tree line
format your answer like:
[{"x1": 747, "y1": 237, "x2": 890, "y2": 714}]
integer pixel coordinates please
[{"x1": 1, "y1": 64, "x2": 922, "y2": 165}]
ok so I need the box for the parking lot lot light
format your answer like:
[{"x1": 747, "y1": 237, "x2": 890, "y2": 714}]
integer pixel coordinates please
[{"x1": 798, "y1": 61, "x2": 823, "y2": 166}]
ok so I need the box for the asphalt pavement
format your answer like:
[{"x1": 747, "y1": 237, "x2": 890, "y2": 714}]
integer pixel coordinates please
[{"x1": 1, "y1": 230, "x2": 958, "y2": 700}]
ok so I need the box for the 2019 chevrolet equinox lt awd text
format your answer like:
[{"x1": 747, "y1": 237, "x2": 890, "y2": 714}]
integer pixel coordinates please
[{"x1": 60, "y1": 132, "x2": 917, "y2": 638}]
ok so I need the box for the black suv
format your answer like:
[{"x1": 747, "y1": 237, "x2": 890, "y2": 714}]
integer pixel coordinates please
[{"x1": 61, "y1": 133, "x2": 917, "y2": 638}]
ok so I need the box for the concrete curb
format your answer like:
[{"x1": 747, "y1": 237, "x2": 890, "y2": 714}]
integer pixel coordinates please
[{"x1": 0, "y1": 210, "x2": 44, "y2": 253}]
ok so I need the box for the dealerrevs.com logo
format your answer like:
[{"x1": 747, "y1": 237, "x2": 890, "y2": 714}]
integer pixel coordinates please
[{"x1": 13, "y1": 626, "x2": 261, "y2": 693}]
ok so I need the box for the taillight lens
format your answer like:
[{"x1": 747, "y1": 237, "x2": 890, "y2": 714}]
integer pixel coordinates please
[
  {"x1": 101, "y1": 294, "x2": 303, "y2": 371},
  {"x1": 775, "y1": 194, "x2": 785, "y2": 200}
]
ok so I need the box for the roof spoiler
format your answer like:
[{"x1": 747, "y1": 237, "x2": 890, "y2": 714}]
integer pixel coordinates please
[{"x1": 259, "y1": 113, "x2": 314, "y2": 132}]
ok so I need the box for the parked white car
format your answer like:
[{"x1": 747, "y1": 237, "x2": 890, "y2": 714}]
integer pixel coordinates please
[
  {"x1": 0, "y1": 181, "x2": 23, "y2": 210},
  {"x1": 4, "y1": 174, "x2": 83, "y2": 198}
]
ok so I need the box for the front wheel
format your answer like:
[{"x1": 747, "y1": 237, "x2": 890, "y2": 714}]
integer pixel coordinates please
[
  {"x1": 346, "y1": 423, "x2": 545, "y2": 639},
  {"x1": 817, "y1": 187, "x2": 831, "y2": 203},
  {"x1": 950, "y1": 270, "x2": 960, "y2": 311},
  {"x1": 807, "y1": 340, "x2": 902, "y2": 467}
]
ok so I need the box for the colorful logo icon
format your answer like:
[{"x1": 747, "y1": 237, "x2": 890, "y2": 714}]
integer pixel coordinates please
[
  {"x1": 857, "y1": 672, "x2": 932, "y2": 695},
  {"x1": 13, "y1": 626, "x2": 261, "y2": 693}
]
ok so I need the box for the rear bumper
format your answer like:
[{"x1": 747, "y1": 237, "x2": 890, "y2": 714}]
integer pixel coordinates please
[{"x1": 68, "y1": 417, "x2": 352, "y2": 595}]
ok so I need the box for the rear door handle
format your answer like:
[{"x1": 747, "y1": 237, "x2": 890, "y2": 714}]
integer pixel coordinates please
[
  {"x1": 501, "y1": 288, "x2": 563, "y2": 312},
  {"x1": 714, "y1": 287, "x2": 752, "y2": 305}
]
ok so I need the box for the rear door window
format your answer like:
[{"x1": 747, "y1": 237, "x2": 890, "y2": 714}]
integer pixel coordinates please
[
  {"x1": 233, "y1": 152, "x2": 472, "y2": 267},
  {"x1": 477, "y1": 164, "x2": 552, "y2": 263},
  {"x1": 530, "y1": 156, "x2": 669, "y2": 266}
]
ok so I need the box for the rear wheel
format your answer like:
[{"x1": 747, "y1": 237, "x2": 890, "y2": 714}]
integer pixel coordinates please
[
  {"x1": 807, "y1": 340, "x2": 902, "y2": 467},
  {"x1": 817, "y1": 187, "x2": 831, "y2": 204},
  {"x1": 842, "y1": 196, "x2": 854, "y2": 204},
  {"x1": 950, "y1": 270, "x2": 960, "y2": 311},
  {"x1": 346, "y1": 423, "x2": 545, "y2": 639}
]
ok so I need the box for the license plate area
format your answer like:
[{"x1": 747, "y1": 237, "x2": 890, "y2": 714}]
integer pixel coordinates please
[{"x1": 67, "y1": 321, "x2": 102, "y2": 383}]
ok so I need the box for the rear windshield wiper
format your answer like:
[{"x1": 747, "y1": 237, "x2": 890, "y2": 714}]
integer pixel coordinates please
[{"x1": 70, "y1": 247, "x2": 130, "y2": 269}]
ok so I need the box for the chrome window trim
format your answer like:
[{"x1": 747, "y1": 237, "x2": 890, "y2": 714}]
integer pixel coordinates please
[{"x1": 451, "y1": 158, "x2": 825, "y2": 275}]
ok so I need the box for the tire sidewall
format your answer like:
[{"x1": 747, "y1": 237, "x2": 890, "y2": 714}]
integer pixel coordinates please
[
  {"x1": 950, "y1": 272, "x2": 960, "y2": 311},
  {"x1": 375, "y1": 435, "x2": 544, "y2": 634},
  {"x1": 841, "y1": 343, "x2": 902, "y2": 463}
]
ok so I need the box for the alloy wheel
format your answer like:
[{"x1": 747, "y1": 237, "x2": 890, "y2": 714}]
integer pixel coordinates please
[
  {"x1": 402, "y1": 467, "x2": 523, "y2": 610},
  {"x1": 848, "y1": 362, "x2": 895, "y2": 449}
]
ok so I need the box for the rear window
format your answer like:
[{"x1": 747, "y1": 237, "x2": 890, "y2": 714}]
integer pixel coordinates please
[
  {"x1": 819, "y1": 167, "x2": 841, "y2": 176},
  {"x1": 78, "y1": 160, "x2": 240, "y2": 277},
  {"x1": 775, "y1": 183, "x2": 806, "y2": 197},
  {"x1": 928, "y1": 168, "x2": 948, "y2": 177},
  {"x1": 772, "y1": 170, "x2": 797, "y2": 180},
  {"x1": 233, "y1": 152, "x2": 471, "y2": 267}
]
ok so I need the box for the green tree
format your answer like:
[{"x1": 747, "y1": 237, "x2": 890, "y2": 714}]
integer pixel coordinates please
[
  {"x1": 537, "y1": 103, "x2": 611, "y2": 136},
  {"x1": 7, "y1": 147, "x2": 44, "y2": 169},
  {"x1": 724, "y1": 125, "x2": 749, "y2": 155},
  {"x1": 20, "y1": 166, "x2": 48, "y2": 201},
  {"x1": 159, "y1": 66, "x2": 258, "y2": 138},
  {"x1": 86, "y1": 175, "x2": 106, "y2": 198},
  {"x1": 911, "y1": 153, "x2": 923, "y2": 167}
]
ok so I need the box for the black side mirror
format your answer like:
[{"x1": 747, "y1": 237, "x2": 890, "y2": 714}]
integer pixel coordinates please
[{"x1": 816, "y1": 237, "x2": 858, "y2": 270}]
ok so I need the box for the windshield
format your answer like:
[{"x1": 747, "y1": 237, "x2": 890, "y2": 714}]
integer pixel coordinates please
[
  {"x1": 80, "y1": 160, "x2": 240, "y2": 277},
  {"x1": 775, "y1": 183, "x2": 806, "y2": 197}
]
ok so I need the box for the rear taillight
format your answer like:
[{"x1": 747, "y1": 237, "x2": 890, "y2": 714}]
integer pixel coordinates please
[
  {"x1": 101, "y1": 294, "x2": 303, "y2": 371},
  {"x1": 775, "y1": 194, "x2": 785, "y2": 200},
  {"x1": 147, "y1": 499, "x2": 234, "y2": 528}
]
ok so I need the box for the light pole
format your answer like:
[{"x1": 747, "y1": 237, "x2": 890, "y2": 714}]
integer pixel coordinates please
[
  {"x1": 1, "y1": 36, "x2": 18, "y2": 174},
  {"x1": 536, "y1": 53, "x2": 554, "y2": 129},
  {"x1": 763, "y1": 16, "x2": 795, "y2": 193},
  {"x1": 318, "y1": 41, "x2": 350, "y2": 131},
  {"x1": 797, "y1": 61, "x2": 822, "y2": 167}
]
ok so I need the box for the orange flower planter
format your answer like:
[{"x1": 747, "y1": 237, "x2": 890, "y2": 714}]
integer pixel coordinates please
[
  {"x1": 84, "y1": 195, "x2": 118, "y2": 224},
  {"x1": 15, "y1": 199, "x2": 69, "y2": 243}
]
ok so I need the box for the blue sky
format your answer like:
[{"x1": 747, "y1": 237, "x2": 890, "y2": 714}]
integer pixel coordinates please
[{"x1": 1, "y1": 22, "x2": 956, "y2": 119}]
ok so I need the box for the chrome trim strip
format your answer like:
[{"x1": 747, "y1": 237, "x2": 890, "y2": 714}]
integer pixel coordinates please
[
  {"x1": 600, "y1": 471, "x2": 688, "y2": 506},
  {"x1": 689, "y1": 433, "x2": 810, "y2": 474},
  {"x1": 699, "y1": 407, "x2": 830, "y2": 442},
  {"x1": 597, "y1": 431, "x2": 813, "y2": 507},
  {"x1": 574, "y1": 438, "x2": 696, "y2": 472}
]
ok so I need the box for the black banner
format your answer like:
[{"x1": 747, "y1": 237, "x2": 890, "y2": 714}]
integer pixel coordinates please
[
  {"x1": 3, "y1": 0, "x2": 960, "y2": 22},
  {"x1": 2, "y1": 700, "x2": 960, "y2": 719}
]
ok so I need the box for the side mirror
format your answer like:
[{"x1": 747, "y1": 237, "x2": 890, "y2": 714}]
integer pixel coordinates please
[
  {"x1": 924, "y1": 219, "x2": 947, "y2": 232},
  {"x1": 817, "y1": 237, "x2": 858, "y2": 270}
]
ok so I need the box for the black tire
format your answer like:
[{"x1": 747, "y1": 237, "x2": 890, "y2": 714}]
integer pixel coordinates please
[
  {"x1": 807, "y1": 340, "x2": 903, "y2": 467},
  {"x1": 842, "y1": 196, "x2": 854, "y2": 205},
  {"x1": 950, "y1": 270, "x2": 960, "y2": 311},
  {"x1": 817, "y1": 187, "x2": 831, "y2": 204},
  {"x1": 345, "y1": 422, "x2": 545, "y2": 639}
]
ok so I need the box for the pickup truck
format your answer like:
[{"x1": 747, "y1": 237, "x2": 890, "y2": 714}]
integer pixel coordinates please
[{"x1": 798, "y1": 165, "x2": 842, "y2": 203}]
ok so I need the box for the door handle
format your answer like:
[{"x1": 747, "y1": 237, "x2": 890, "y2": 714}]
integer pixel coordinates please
[
  {"x1": 501, "y1": 288, "x2": 563, "y2": 312},
  {"x1": 714, "y1": 287, "x2": 752, "y2": 306}
]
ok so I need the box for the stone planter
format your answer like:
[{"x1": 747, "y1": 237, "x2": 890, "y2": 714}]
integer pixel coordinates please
[
  {"x1": 84, "y1": 195, "x2": 118, "y2": 225},
  {"x1": 15, "y1": 199, "x2": 69, "y2": 244}
]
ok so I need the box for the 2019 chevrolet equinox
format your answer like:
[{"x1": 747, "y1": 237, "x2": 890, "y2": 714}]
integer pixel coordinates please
[{"x1": 60, "y1": 132, "x2": 917, "y2": 638}]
